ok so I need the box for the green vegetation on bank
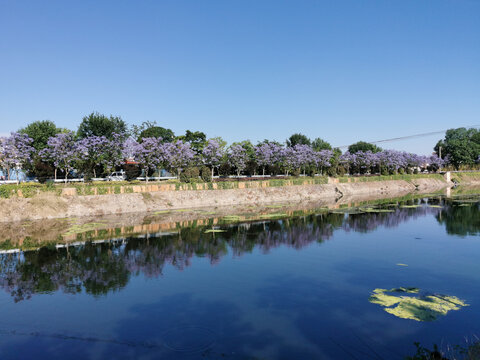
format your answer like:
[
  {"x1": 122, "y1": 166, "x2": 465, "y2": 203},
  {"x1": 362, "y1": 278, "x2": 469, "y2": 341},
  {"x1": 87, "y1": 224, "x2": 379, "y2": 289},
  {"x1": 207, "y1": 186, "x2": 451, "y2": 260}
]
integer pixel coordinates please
[{"x1": 0, "y1": 172, "x2": 456, "y2": 199}]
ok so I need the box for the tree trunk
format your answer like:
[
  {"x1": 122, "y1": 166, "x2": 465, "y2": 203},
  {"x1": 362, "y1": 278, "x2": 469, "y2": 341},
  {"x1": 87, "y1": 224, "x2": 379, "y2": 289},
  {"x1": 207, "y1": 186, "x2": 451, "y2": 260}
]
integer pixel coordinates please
[
  {"x1": 262, "y1": 167, "x2": 265, "y2": 176},
  {"x1": 64, "y1": 168, "x2": 68, "y2": 185},
  {"x1": 211, "y1": 167, "x2": 214, "y2": 179},
  {"x1": 93, "y1": 168, "x2": 96, "y2": 178},
  {"x1": 145, "y1": 167, "x2": 149, "y2": 183},
  {"x1": 55, "y1": 168, "x2": 57, "y2": 181}
]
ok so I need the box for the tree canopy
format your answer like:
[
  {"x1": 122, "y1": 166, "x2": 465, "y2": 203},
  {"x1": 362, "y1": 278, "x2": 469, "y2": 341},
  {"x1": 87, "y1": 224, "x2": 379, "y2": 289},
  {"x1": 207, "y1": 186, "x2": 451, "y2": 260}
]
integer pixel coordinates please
[
  {"x1": 434, "y1": 127, "x2": 480, "y2": 168},
  {"x1": 177, "y1": 130, "x2": 207, "y2": 152},
  {"x1": 312, "y1": 138, "x2": 332, "y2": 151},
  {"x1": 19, "y1": 120, "x2": 63, "y2": 151},
  {"x1": 286, "y1": 133, "x2": 311, "y2": 147},
  {"x1": 77, "y1": 112, "x2": 127, "y2": 140},
  {"x1": 348, "y1": 141, "x2": 381, "y2": 154},
  {"x1": 138, "y1": 126, "x2": 175, "y2": 143}
]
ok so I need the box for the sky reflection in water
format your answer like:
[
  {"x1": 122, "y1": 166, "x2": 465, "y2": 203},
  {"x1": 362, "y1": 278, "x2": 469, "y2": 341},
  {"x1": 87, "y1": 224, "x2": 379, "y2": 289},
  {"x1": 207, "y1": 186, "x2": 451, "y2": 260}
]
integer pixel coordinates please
[{"x1": 0, "y1": 197, "x2": 479, "y2": 359}]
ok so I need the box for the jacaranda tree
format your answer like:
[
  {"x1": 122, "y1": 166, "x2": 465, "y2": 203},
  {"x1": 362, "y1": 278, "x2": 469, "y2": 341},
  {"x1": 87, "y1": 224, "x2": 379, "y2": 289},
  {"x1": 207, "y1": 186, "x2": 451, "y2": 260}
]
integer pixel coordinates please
[
  {"x1": 0, "y1": 132, "x2": 34, "y2": 181},
  {"x1": 40, "y1": 131, "x2": 78, "y2": 183}
]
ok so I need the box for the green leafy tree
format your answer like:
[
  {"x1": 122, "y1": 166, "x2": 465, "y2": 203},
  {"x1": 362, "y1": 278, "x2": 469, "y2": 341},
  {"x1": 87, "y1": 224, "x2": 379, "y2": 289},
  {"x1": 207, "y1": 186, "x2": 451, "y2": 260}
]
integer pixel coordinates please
[
  {"x1": 77, "y1": 112, "x2": 127, "y2": 140},
  {"x1": 348, "y1": 141, "x2": 381, "y2": 154},
  {"x1": 19, "y1": 120, "x2": 63, "y2": 151},
  {"x1": 177, "y1": 130, "x2": 207, "y2": 152},
  {"x1": 434, "y1": 128, "x2": 480, "y2": 168},
  {"x1": 138, "y1": 126, "x2": 175, "y2": 143},
  {"x1": 312, "y1": 138, "x2": 332, "y2": 151},
  {"x1": 18, "y1": 120, "x2": 64, "y2": 178},
  {"x1": 286, "y1": 133, "x2": 311, "y2": 147}
]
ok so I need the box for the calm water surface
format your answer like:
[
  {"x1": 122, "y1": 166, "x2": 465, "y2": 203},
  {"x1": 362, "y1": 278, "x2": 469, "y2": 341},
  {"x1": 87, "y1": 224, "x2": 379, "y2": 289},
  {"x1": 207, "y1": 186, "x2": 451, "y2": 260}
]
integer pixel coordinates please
[{"x1": 0, "y1": 196, "x2": 479, "y2": 359}]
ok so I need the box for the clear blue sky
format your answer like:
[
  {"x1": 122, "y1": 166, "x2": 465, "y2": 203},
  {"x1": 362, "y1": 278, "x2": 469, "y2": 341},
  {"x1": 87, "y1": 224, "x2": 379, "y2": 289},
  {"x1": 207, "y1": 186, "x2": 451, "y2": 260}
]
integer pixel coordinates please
[{"x1": 1, "y1": 0, "x2": 479, "y2": 154}]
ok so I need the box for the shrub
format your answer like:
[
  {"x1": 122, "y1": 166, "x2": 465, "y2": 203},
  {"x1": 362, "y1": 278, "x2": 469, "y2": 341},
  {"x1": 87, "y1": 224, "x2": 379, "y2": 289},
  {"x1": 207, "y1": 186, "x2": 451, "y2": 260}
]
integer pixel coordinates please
[
  {"x1": 218, "y1": 162, "x2": 232, "y2": 176},
  {"x1": 33, "y1": 159, "x2": 55, "y2": 183},
  {"x1": 336, "y1": 166, "x2": 346, "y2": 177},
  {"x1": 123, "y1": 163, "x2": 142, "y2": 181},
  {"x1": 200, "y1": 166, "x2": 212, "y2": 182},
  {"x1": 326, "y1": 166, "x2": 336, "y2": 177},
  {"x1": 180, "y1": 167, "x2": 200, "y2": 183}
]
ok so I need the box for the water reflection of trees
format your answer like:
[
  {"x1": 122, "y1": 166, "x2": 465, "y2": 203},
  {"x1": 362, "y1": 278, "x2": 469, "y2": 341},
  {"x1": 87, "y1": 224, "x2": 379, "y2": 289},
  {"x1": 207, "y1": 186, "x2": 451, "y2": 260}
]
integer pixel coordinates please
[
  {"x1": 0, "y1": 203, "x2": 473, "y2": 301},
  {"x1": 436, "y1": 202, "x2": 480, "y2": 237}
]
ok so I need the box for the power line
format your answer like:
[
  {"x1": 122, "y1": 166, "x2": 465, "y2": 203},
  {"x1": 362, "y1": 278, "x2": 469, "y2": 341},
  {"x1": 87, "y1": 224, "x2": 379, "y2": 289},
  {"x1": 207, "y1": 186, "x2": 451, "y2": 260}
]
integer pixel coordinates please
[{"x1": 336, "y1": 125, "x2": 480, "y2": 149}]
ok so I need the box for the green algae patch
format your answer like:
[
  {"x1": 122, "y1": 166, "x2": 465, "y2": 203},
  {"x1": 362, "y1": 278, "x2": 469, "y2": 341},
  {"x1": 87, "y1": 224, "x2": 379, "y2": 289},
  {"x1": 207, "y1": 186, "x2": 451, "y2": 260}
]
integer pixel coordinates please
[
  {"x1": 400, "y1": 205, "x2": 421, "y2": 209},
  {"x1": 64, "y1": 222, "x2": 107, "y2": 236},
  {"x1": 360, "y1": 207, "x2": 394, "y2": 213},
  {"x1": 369, "y1": 288, "x2": 468, "y2": 321},
  {"x1": 258, "y1": 213, "x2": 288, "y2": 219},
  {"x1": 428, "y1": 205, "x2": 443, "y2": 208},
  {"x1": 265, "y1": 204, "x2": 285, "y2": 208},
  {"x1": 204, "y1": 229, "x2": 227, "y2": 233},
  {"x1": 222, "y1": 215, "x2": 243, "y2": 221},
  {"x1": 153, "y1": 210, "x2": 171, "y2": 215}
]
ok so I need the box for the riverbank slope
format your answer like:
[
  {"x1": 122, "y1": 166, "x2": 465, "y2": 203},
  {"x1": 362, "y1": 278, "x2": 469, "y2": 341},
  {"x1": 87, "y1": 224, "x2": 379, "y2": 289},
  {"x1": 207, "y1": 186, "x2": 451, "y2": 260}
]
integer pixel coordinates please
[{"x1": 0, "y1": 174, "x2": 463, "y2": 222}]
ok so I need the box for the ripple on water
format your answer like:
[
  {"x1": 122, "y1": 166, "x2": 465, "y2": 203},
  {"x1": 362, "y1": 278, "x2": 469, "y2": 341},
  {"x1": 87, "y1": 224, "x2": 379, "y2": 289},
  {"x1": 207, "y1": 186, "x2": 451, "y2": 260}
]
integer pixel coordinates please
[{"x1": 161, "y1": 325, "x2": 216, "y2": 353}]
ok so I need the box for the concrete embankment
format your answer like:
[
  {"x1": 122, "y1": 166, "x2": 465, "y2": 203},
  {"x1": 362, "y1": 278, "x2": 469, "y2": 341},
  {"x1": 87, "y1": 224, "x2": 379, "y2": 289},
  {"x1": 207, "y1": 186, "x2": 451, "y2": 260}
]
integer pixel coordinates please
[{"x1": 0, "y1": 175, "x2": 455, "y2": 222}]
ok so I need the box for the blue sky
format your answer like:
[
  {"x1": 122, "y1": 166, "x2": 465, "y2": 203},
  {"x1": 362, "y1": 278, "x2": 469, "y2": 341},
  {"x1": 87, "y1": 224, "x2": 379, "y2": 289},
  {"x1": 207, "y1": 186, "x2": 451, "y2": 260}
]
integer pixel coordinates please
[{"x1": 1, "y1": 0, "x2": 479, "y2": 154}]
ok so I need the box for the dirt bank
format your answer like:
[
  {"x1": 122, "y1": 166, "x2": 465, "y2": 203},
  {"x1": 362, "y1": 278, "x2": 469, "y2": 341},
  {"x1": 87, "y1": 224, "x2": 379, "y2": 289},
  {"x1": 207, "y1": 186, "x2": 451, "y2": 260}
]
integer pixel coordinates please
[{"x1": 0, "y1": 177, "x2": 452, "y2": 222}]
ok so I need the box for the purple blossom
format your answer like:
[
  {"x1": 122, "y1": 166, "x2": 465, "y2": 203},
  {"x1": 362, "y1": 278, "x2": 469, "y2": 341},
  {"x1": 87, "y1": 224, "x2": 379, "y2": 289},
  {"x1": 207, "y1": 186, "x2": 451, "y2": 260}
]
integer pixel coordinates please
[
  {"x1": 228, "y1": 144, "x2": 249, "y2": 176},
  {"x1": 75, "y1": 135, "x2": 111, "y2": 178},
  {"x1": 41, "y1": 131, "x2": 77, "y2": 182},
  {"x1": 255, "y1": 142, "x2": 284, "y2": 175},
  {"x1": 163, "y1": 140, "x2": 195, "y2": 177},
  {"x1": 0, "y1": 132, "x2": 34, "y2": 180},
  {"x1": 202, "y1": 139, "x2": 225, "y2": 177},
  {"x1": 133, "y1": 137, "x2": 165, "y2": 181}
]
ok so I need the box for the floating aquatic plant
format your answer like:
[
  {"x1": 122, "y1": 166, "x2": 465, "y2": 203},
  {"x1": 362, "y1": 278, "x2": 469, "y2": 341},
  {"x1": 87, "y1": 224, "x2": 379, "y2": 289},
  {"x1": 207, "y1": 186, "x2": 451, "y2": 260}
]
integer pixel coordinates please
[
  {"x1": 369, "y1": 287, "x2": 468, "y2": 321},
  {"x1": 360, "y1": 207, "x2": 394, "y2": 213},
  {"x1": 258, "y1": 213, "x2": 288, "y2": 219},
  {"x1": 400, "y1": 205, "x2": 421, "y2": 209},
  {"x1": 153, "y1": 210, "x2": 170, "y2": 215},
  {"x1": 64, "y1": 222, "x2": 106, "y2": 236},
  {"x1": 222, "y1": 215, "x2": 243, "y2": 221},
  {"x1": 204, "y1": 229, "x2": 226, "y2": 233}
]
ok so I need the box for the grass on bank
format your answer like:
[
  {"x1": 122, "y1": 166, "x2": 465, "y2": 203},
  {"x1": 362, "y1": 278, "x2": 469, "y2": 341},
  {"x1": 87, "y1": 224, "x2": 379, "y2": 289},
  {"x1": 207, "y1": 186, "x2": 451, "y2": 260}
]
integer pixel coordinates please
[{"x1": 0, "y1": 172, "x2": 460, "y2": 199}]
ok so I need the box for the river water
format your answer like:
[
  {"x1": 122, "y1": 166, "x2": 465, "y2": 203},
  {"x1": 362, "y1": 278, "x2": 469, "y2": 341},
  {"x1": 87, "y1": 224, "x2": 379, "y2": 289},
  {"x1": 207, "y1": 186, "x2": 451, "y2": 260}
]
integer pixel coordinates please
[{"x1": 0, "y1": 194, "x2": 479, "y2": 359}]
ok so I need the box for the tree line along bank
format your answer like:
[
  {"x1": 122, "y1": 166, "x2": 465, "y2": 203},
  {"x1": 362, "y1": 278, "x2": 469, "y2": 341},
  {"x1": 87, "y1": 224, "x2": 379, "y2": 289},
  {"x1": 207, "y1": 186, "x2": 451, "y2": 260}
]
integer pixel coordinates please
[{"x1": 1, "y1": 112, "x2": 478, "y2": 183}]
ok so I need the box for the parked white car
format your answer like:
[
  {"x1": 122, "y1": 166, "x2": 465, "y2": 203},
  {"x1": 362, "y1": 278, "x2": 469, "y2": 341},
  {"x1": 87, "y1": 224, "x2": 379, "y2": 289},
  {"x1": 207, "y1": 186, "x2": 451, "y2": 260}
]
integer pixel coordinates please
[{"x1": 106, "y1": 171, "x2": 127, "y2": 181}]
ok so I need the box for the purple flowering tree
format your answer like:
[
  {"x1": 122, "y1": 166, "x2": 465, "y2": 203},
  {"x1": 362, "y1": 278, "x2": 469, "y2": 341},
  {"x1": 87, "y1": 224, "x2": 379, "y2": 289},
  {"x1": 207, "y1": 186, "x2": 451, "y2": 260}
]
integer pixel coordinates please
[
  {"x1": 255, "y1": 142, "x2": 284, "y2": 176},
  {"x1": 202, "y1": 139, "x2": 225, "y2": 178},
  {"x1": 122, "y1": 137, "x2": 138, "y2": 160},
  {"x1": 281, "y1": 147, "x2": 298, "y2": 176},
  {"x1": 75, "y1": 135, "x2": 110, "y2": 178},
  {"x1": 228, "y1": 144, "x2": 249, "y2": 176},
  {"x1": 315, "y1": 150, "x2": 333, "y2": 174},
  {"x1": 293, "y1": 144, "x2": 315, "y2": 175},
  {"x1": 0, "y1": 132, "x2": 34, "y2": 181},
  {"x1": 101, "y1": 133, "x2": 126, "y2": 174},
  {"x1": 41, "y1": 131, "x2": 78, "y2": 183},
  {"x1": 428, "y1": 154, "x2": 444, "y2": 172},
  {"x1": 134, "y1": 137, "x2": 165, "y2": 182},
  {"x1": 163, "y1": 140, "x2": 195, "y2": 177}
]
